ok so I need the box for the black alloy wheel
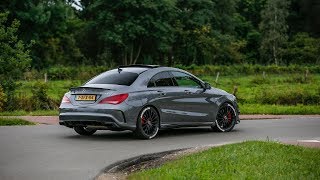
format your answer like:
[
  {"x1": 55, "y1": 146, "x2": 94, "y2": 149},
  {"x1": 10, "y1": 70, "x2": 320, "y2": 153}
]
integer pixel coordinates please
[
  {"x1": 135, "y1": 106, "x2": 160, "y2": 139},
  {"x1": 212, "y1": 103, "x2": 237, "y2": 132}
]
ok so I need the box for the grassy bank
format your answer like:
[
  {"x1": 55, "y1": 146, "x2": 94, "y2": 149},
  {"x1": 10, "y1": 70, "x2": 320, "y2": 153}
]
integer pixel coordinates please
[
  {"x1": 1, "y1": 65, "x2": 319, "y2": 115},
  {"x1": 0, "y1": 117, "x2": 36, "y2": 126},
  {"x1": 0, "y1": 110, "x2": 58, "y2": 116},
  {"x1": 129, "y1": 141, "x2": 320, "y2": 179}
]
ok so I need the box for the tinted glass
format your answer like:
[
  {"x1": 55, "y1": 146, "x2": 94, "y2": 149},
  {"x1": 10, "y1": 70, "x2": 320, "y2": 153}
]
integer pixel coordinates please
[
  {"x1": 171, "y1": 71, "x2": 202, "y2": 88},
  {"x1": 86, "y1": 70, "x2": 138, "y2": 86},
  {"x1": 148, "y1": 72, "x2": 175, "y2": 87}
]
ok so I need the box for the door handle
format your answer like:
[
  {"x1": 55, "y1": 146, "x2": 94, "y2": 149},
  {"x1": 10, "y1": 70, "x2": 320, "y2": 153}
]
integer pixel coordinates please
[
  {"x1": 184, "y1": 90, "x2": 192, "y2": 94},
  {"x1": 157, "y1": 91, "x2": 166, "y2": 96}
]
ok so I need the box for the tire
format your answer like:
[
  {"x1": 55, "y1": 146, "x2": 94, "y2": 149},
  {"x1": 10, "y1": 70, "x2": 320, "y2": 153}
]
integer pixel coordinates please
[
  {"x1": 135, "y1": 106, "x2": 160, "y2": 139},
  {"x1": 212, "y1": 103, "x2": 237, "y2": 132},
  {"x1": 74, "y1": 126, "x2": 97, "y2": 136}
]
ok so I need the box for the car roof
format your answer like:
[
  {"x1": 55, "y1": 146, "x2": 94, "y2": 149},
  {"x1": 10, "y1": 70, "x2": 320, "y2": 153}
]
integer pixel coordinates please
[{"x1": 117, "y1": 64, "x2": 160, "y2": 74}]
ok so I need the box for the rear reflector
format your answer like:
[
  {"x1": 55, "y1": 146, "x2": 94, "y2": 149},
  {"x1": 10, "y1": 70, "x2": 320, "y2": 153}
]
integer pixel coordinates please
[
  {"x1": 99, "y1": 93, "x2": 128, "y2": 105},
  {"x1": 61, "y1": 96, "x2": 71, "y2": 104}
]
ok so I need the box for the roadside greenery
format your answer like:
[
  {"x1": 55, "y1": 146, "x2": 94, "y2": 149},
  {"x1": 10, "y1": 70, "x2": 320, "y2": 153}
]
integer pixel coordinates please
[
  {"x1": 1, "y1": 0, "x2": 320, "y2": 68},
  {"x1": 0, "y1": 12, "x2": 31, "y2": 111},
  {"x1": 0, "y1": 118, "x2": 35, "y2": 126},
  {"x1": 0, "y1": 110, "x2": 58, "y2": 116},
  {"x1": 1, "y1": 1, "x2": 319, "y2": 115},
  {"x1": 0, "y1": 65, "x2": 318, "y2": 115},
  {"x1": 129, "y1": 141, "x2": 320, "y2": 179}
]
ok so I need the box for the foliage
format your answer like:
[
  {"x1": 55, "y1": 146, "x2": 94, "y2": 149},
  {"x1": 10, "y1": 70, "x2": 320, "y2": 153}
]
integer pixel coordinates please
[
  {"x1": 240, "y1": 104, "x2": 320, "y2": 114},
  {"x1": 0, "y1": 86, "x2": 6, "y2": 112},
  {"x1": 257, "y1": 88, "x2": 320, "y2": 105},
  {"x1": 31, "y1": 82, "x2": 51, "y2": 110},
  {"x1": 0, "y1": 12, "x2": 31, "y2": 111},
  {"x1": 259, "y1": 0, "x2": 290, "y2": 65},
  {"x1": 129, "y1": 141, "x2": 320, "y2": 179},
  {"x1": 0, "y1": 110, "x2": 58, "y2": 116},
  {"x1": 283, "y1": 33, "x2": 320, "y2": 65},
  {"x1": 1, "y1": 0, "x2": 320, "y2": 66},
  {"x1": 1, "y1": 0, "x2": 85, "y2": 69},
  {"x1": 0, "y1": 118, "x2": 35, "y2": 126},
  {"x1": 2, "y1": 67, "x2": 318, "y2": 114},
  {"x1": 87, "y1": 0, "x2": 176, "y2": 65}
]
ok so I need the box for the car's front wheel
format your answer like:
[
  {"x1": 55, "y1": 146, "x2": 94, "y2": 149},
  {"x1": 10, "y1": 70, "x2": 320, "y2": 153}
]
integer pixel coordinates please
[
  {"x1": 74, "y1": 126, "x2": 97, "y2": 136},
  {"x1": 212, "y1": 103, "x2": 237, "y2": 132},
  {"x1": 135, "y1": 106, "x2": 160, "y2": 139}
]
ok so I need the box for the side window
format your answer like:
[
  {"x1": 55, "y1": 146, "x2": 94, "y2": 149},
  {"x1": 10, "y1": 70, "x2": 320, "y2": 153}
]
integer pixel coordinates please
[
  {"x1": 171, "y1": 71, "x2": 202, "y2": 88},
  {"x1": 148, "y1": 72, "x2": 175, "y2": 87}
]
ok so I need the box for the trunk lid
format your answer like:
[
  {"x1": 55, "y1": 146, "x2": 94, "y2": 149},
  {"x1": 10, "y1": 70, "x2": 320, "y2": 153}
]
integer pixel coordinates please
[{"x1": 69, "y1": 84, "x2": 127, "y2": 106}]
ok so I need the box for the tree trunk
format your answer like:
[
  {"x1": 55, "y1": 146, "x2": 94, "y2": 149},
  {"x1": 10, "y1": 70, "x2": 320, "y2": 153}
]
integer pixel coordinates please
[
  {"x1": 129, "y1": 45, "x2": 134, "y2": 65},
  {"x1": 122, "y1": 47, "x2": 128, "y2": 65},
  {"x1": 167, "y1": 47, "x2": 173, "y2": 66},
  {"x1": 133, "y1": 44, "x2": 142, "y2": 64}
]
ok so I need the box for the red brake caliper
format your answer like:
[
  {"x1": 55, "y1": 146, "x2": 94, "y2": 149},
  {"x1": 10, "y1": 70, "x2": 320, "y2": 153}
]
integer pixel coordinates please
[
  {"x1": 227, "y1": 111, "x2": 232, "y2": 123},
  {"x1": 141, "y1": 116, "x2": 146, "y2": 124}
]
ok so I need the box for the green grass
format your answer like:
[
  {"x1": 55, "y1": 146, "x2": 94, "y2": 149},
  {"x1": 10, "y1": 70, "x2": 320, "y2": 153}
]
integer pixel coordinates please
[
  {"x1": 240, "y1": 104, "x2": 320, "y2": 114},
  {"x1": 129, "y1": 141, "x2": 320, "y2": 179},
  {"x1": 0, "y1": 110, "x2": 58, "y2": 116},
  {"x1": 10, "y1": 73, "x2": 319, "y2": 115},
  {"x1": 0, "y1": 117, "x2": 36, "y2": 126},
  {"x1": 16, "y1": 80, "x2": 83, "y2": 101}
]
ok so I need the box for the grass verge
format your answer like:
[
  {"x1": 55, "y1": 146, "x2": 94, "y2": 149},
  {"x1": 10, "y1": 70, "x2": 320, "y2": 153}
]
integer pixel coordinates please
[
  {"x1": 240, "y1": 104, "x2": 320, "y2": 114},
  {"x1": 129, "y1": 141, "x2": 320, "y2": 179},
  {"x1": 0, "y1": 118, "x2": 36, "y2": 126},
  {"x1": 0, "y1": 110, "x2": 58, "y2": 116}
]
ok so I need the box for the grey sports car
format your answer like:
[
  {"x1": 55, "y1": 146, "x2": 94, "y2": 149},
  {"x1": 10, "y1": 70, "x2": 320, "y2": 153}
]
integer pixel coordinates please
[{"x1": 59, "y1": 65, "x2": 240, "y2": 139}]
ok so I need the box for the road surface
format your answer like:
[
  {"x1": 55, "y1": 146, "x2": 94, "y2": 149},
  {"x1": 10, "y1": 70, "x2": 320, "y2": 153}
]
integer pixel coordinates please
[{"x1": 0, "y1": 117, "x2": 320, "y2": 180}]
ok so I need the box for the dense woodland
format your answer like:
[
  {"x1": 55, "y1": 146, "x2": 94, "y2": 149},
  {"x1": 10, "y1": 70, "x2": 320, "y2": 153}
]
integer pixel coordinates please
[
  {"x1": 0, "y1": 0, "x2": 320, "y2": 112},
  {"x1": 1, "y1": 0, "x2": 320, "y2": 70}
]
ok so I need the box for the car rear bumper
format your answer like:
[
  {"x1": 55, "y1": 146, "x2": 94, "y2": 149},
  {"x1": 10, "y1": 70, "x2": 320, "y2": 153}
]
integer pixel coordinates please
[{"x1": 59, "y1": 111, "x2": 136, "y2": 130}]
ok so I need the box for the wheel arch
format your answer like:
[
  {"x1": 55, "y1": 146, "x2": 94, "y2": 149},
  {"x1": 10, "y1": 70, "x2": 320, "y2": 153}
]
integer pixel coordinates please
[
  {"x1": 212, "y1": 99, "x2": 238, "y2": 122},
  {"x1": 137, "y1": 104, "x2": 161, "y2": 127}
]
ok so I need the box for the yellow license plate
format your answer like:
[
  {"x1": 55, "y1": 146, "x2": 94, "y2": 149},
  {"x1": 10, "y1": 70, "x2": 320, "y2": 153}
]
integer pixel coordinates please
[{"x1": 76, "y1": 95, "x2": 96, "y2": 101}]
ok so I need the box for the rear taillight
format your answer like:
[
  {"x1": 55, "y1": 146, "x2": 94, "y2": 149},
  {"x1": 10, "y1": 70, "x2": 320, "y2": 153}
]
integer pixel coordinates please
[
  {"x1": 99, "y1": 93, "x2": 128, "y2": 105},
  {"x1": 61, "y1": 96, "x2": 71, "y2": 104}
]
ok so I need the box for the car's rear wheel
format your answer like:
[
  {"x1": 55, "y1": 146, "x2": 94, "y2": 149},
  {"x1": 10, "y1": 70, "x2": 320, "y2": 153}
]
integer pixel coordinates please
[
  {"x1": 212, "y1": 103, "x2": 237, "y2": 132},
  {"x1": 74, "y1": 126, "x2": 97, "y2": 136},
  {"x1": 135, "y1": 106, "x2": 159, "y2": 139}
]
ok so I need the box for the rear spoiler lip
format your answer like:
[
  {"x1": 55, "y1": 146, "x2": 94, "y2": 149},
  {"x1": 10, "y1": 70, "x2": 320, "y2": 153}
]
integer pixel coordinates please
[{"x1": 69, "y1": 87, "x2": 114, "y2": 92}]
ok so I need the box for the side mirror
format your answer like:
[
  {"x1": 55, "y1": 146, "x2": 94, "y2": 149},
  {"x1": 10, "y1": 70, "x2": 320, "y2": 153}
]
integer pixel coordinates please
[{"x1": 204, "y1": 82, "x2": 211, "y2": 90}]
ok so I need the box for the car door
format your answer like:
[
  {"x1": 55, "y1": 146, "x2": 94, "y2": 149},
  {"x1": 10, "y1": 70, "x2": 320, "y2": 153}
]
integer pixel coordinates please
[
  {"x1": 147, "y1": 71, "x2": 182, "y2": 124},
  {"x1": 169, "y1": 71, "x2": 212, "y2": 124}
]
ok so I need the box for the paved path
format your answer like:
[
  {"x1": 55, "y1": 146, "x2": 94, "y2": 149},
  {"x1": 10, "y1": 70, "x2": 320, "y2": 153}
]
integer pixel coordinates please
[
  {"x1": 0, "y1": 117, "x2": 320, "y2": 180},
  {"x1": 3, "y1": 115, "x2": 320, "y2": 125}
]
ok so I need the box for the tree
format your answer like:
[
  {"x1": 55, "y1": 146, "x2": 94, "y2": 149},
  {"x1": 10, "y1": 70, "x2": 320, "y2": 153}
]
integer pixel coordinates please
[
  {"x1": 283, "y1": 33, "x2": 320, "y2": 65},
  {"x1": 88, "y1": 0, "x2": 176, "y2": 65},
  {"x1": 0, "y1": 12, "x2": 31, "y2": 110},
  {"x1": 1, "y1": 0, "x2": 85, "y2": 69},
  {"x1": 259, "y1": 0, "x2": 290, "y2": 65}
]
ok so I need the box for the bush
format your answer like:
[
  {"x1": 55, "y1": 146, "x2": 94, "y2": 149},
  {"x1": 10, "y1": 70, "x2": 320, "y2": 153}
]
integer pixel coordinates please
[
  {"x1": 31, "y1": 82, "x2": 58, "y2": 110},
  {"x1": 46, "y1": 66, "x2": 110, "y2": 80},
  {"x1": 0, "y1": 86, "x2": 6, "y2": 112},
  {"x1": 257, "y1": 88, "x2": 320, "y2": 105}
]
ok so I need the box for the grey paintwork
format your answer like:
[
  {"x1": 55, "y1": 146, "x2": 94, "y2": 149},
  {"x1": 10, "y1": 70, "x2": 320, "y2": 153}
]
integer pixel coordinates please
[{"x1": 59, "y1": 66, "x2": 239, "y2": 131}]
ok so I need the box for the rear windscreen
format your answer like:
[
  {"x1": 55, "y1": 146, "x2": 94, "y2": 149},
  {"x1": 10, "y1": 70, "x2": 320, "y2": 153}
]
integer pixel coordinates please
[{"x1": 86, "y1": 70, "x2": 139, "y2": 86}]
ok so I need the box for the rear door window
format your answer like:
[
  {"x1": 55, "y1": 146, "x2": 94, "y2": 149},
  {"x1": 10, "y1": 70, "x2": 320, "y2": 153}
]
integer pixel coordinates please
[
  {"x1": 86, "y1": 70, "x2": 138, "y2": 86},
  {"x1": 148, "y1": 72, "x2": 175, "y2": 87}
]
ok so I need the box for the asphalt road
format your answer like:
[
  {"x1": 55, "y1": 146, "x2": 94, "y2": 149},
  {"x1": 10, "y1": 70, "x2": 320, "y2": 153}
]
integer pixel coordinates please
[{"x1": 1, "y1": 118, "x2": 320, "y2": 180}]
